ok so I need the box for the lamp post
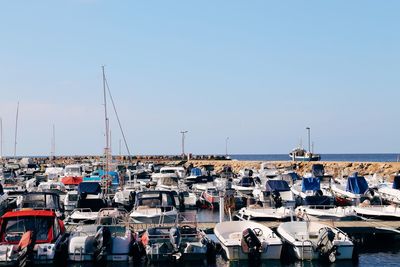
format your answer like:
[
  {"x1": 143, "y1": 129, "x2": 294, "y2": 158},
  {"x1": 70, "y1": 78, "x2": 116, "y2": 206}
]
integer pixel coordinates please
[
  {"x1": 306, "y1": 127, "x2": 311, "y2": 153},
  {"x1": 215, "y1": 178, "x2": 226, "y2": 223},
  {"x1": 180, "y1": 131, "x2": 188, "y2": 159}
]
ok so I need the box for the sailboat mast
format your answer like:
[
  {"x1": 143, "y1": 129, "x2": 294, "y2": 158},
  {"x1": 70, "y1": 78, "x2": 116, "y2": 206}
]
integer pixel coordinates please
[
  {"x1": 102, "y1": 66, "x2": 110, "y2": 191},
  {"x1": 14, "y1": 102, "x2": 19, "y2": 158}
]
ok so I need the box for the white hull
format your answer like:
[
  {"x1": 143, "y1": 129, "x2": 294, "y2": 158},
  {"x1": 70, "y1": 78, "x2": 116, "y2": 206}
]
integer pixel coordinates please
[
  {"x1": 277, "y1": 221, "x2": 354, "y2": 261},
  {"x1": 215, "y1": 221, "x2": 282, "y2": 260}
]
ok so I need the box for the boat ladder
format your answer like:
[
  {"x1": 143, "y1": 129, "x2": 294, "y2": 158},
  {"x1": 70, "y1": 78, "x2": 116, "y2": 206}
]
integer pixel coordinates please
[{"x1": 301, "y1": 240, "x2": 313, "y2": 261}]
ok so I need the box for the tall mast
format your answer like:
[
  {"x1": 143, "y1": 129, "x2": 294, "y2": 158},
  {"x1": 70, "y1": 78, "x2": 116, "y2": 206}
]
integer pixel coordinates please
[
  {"x1": 102, "y1": 66, "x2": 110, "y2": 191},
  {"x1": 14, "y1": 102, "x2": 19, "y2": 158}
]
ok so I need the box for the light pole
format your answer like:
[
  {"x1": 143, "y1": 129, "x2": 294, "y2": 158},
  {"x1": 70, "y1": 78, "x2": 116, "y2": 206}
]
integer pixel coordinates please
[
  {"x1": 306, "y1": 127, "x2": 311, "y2": 153},
  {"x1": 180, "y1": 131, "x2": 188, "y2": 159},
  {"x1": 215, "y1": 178, "x2": 226, "y2": 223},
  {"x1": 225, "y1": 137, "x2": 229, "y2": 158}
]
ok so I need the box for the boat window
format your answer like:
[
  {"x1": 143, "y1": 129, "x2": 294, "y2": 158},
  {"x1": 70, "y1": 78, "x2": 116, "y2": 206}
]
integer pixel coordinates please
[
  {"x1": 139, "y1": 198, "x2": 161, "y2": 208},
  {"x1": 161, "y1": 193, "x2": 174, "y2": 206},
  {"x1": 3, "y1": 217, "x2": 53, "y2": 243},
  {"x1": 161, "y1": 169, "x2": 176, "y2": 174},
  {"x1": 22, "y1": 194, "x2": 59, "y2": 209},
  {"x1": 68, "y1": 194, "x2": 78, "y2": 201}
]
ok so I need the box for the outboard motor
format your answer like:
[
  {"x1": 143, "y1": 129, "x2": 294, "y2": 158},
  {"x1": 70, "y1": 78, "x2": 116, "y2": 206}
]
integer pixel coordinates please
[
  {"x1": 169, "y1": 227, "x2": 182, "y2": 261},
  {"x1": 316, "y1": 227, "x2": 338, "y2": 263},
  {"x1": 241, "y1": 228, "x2": 262, "y2": 264},
  {"x1": 93, "y1": 226, "x2": 112, "y2": 262},
  {"x1": 271, "y1": 190, "x2": 282, "y2": 208}
]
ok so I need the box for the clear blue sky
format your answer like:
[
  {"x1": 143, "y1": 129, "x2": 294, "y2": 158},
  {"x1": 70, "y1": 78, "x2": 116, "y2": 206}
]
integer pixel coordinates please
[{"x1": 0, "y1": 1, "x2": 399, "y2": 156}]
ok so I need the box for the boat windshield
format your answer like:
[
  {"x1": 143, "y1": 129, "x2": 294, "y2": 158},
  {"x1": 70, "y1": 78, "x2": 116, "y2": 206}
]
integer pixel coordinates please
[
  {"x1": 22, "y1": 194, "x2": 60, "y2": 210},
  {"x1": 68, "y1": 194, "x2": 78, "y2": 201},
  {"x1": 2, "y1": 217, "x2": 53, "y2": 243}
]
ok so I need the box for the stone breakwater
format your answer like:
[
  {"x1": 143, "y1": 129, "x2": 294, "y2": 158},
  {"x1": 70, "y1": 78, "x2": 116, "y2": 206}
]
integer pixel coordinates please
[{"x1": 187, "y1": 160, "x2": 400, "y2": 179}]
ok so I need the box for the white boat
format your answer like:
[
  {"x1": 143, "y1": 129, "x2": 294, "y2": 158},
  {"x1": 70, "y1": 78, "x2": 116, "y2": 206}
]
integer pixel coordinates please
[
  {"x1": 295, "y1": 206, "x2": 358, "y2": 221},
  {"x1": 277, "y1": 221, "x2": 354, "y2": 262},
  {"x1": 289, "y1": 147, "x2": 321, "y2": 161},
  {"x1": 214, "y1": 221, "x2": 282, "y2": 261},
  {"x1": 151, "y1": 166, "x2": 185, "y2": 183},
  {"x1": 291, "y1": 177, "x2": 334, "y2": 206},
  {"x1": 232, "y1": 176, "x2": 258, "y2": 195},
  {"x1": 64, "y1": 190, "x2": 79, "y2": 214},
  {"x1": 377, "y1": 176, "x2": 400, "y2": 205},
  {"x1": 129, "y1": 190, "x2": 178, "y2": 224},
  {"x1": 141, "y1": 223, "x2": 215, "y2": 263},
  {"x1": 236, "y1": 206, "x2": 293, "y2": 221},
  {"x1": 155, "y1": 176, "x2": 197, "y2": 209},
  {"x1": 68, "y1": 208, "x2": 132, "y2": 262},
  {"x1": 331, "y1": 173, "x2": 371, "y2": 205},
  {"x1": 353, "y1": 204, "x2": 400, "y2": 220}
]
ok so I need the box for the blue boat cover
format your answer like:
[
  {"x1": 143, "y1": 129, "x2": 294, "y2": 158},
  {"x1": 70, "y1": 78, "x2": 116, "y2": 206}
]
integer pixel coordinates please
[
  {"x1": 312, "y1": 164, "x2": 324, "y2": 177},
  {"x1": 78, "y1": 182, "x2": 102, "y2": 195},
  {"x1": 238, "y1": 177, "x2": 255, "y2": 187},
  {"x1": 393, "y1": 176, "x2": 400, "y2": 190},
  {"x1": 346, "y1": 173, "x2": 369, "y2": 194},
  {"x1": 84, "y1": 170, "x2": 119, "y2": 186},
  {"x1": 190, "y1": 168, "x2": 202, "y2": 176},
  {"x1": 287, "y1": 172, "x2": 300, "y2": 182},
  {"x1": 265, "y1": 180, "x2": 290, "y2": 192},
  {"x1": 301, "y1": 177, "x2": 320, "y2": 192}
]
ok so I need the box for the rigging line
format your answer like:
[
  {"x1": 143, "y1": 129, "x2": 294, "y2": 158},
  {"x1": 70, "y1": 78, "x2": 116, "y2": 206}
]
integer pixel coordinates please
[{"x1": 104, "y1": 76, "x2": 132, "y2": 159}]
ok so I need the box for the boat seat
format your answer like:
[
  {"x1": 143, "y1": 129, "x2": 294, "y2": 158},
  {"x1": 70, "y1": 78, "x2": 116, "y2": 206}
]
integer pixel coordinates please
[{"x1": 228, "y1": 232, "x2": 242, "y2": 240}]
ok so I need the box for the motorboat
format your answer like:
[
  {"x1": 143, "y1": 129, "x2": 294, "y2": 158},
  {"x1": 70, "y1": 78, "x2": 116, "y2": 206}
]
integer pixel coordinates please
[
  {"x1": 277, "y1": 221, "x2": 354, "y2": 262},
  {"x1": 184, "y1": 167, "x2": 210, "y2": 186},
  {"x1": 289, "y1": 147, "x2": 321, "y2": 162},
  {"x1": 232, "y1": 176, "x2": 259, "y2": 195},
  {"x1": 259, "y1": 163, "x2": 280, "y2": 179},
  {"x1": 61, "y1": 176, "x2": 83, "y2": 191},
  {"x1": 253, "y1": 179, "x2": 296, "y2": 206},
  {"x1": 156, "y1": 176, "x2": 197, "y2": 209},
  {"x1": 214, "y1": 220, "x2": 282, "y2": 261},
  {"x1": 66, "y1": 182, "x2": 108, "y2": 224},
  {"x1": 295, "y1": 206, "x2": 358, "y2": 221},
  {"x1": 353, "y1": 204, "x2": 400, "y2": 220},
  {"x1": 129, "y1": 190, "x2": 178, "y2": 224},
  {"x1": 0, "y1": 209, "x2": 68, "y2": 265},
  {"x1": 291, "y1": 177, "x2": 334, "y2": 206},
  {"x1": 64, "y1": 164, "x2": 83, "y2": 177},
  {"x1": 37, "y1": 181, "x2": 67, "y2": 202},
  {"x1": 64, "y1": 190, "x2": 79, "y2": 214},
  {"x1": 16, "y1": 192, "x2": 64, "y2": 219},
  {"x1": 68, "y1": 208, "x2": 133, "y2": 262},
  {"x1": 236, "y1": 206, "x2": 294, "y2": 221},
  {"x1": 151, "y1": 166, "x2": 185, "y2": 183},
  {"x1": 140, "y1": 223, "x2": 215, "y2": 263},
  {"x1": 113, "y1": 180, "x2": 142, "y2": 209},
  {"x1": 0, "y1": 185, "x2": 9, "y2": 217},
  {"x1": 377, "y1": 175, "x2": 400, "y2": 205},
  {"x1": 331, "y1": 173, "x2": 373, "y2": 205}
]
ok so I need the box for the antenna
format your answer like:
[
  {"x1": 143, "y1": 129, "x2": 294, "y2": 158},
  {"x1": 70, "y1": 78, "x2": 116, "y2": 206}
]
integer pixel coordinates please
[{"x1": 14, "y1": 102, "x2": 19, "y2": 158}]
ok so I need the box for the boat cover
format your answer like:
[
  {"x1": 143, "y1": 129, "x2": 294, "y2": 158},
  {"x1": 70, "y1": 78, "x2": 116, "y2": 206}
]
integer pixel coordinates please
[
  {"x1": 61, "y1": 176, "x2": 83, "y2": 185},
  {"x1": 312, "y1": 164, "x2": 324, "y2": 177},
  {"x1": 78, "y1": 182, "x2": 101, "y2": 195},
  {"x1": 393, "y1": 176, "x2": 400, "y2": 190},
  {"x1": 346, "y1": 173, "x2": 369, "y2": 194},
  {"x1": 238, "y1": 177, "x2": 255, "y2": 187},
  {"x1": 3, "y1": 209, "x2": 56, "y2": 218},
  {"x1": 84, "y1": 170, "x2": 119, "y2": 185},
  {"x1": 190, "y1": 168, "x2": 202, "y2": 176},
  {"x1": 301, "y1": 177, "x2": 320, "y2": 192},
  {"x1": 266, "y1": 180, "x2": 290, "y2": 192}
]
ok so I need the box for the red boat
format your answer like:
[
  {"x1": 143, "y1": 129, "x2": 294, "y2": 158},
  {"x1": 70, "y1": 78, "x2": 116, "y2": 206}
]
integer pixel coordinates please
[
  {"x1": 0, "y1": 209, "x2": 67, "y2": 265},
  {"x1": 61, "y1": 176, "x2": 83, "y2": 190}
]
